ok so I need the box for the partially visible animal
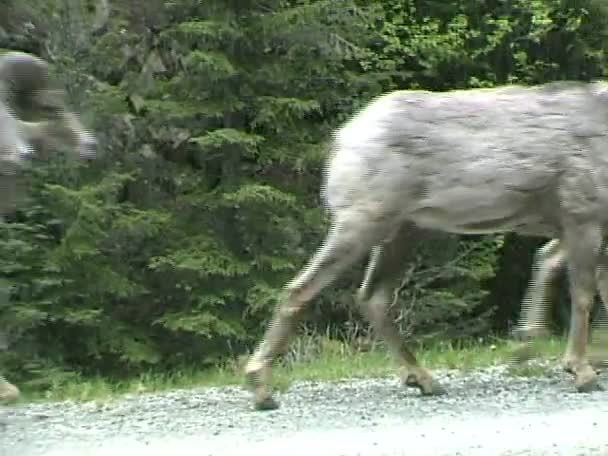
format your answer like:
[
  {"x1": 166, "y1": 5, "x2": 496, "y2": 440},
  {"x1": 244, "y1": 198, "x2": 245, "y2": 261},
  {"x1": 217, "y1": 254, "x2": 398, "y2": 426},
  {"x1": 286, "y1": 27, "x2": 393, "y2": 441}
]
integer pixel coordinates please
[
  {"x1": 0, "y1": 374, "x2": 18, "y2": 403},
  {"x1": 0, "y1": 50, "x2": 51, "y2": 117},
  {"x1": 512, "y1": 238, "x2": 608, "y2": 369},
  {"x1": 245, "y1": 81, "x2": 608, "y2": 411},
  {"x1": 0, "y1": 51, "x2": 98, "y2": 403}
]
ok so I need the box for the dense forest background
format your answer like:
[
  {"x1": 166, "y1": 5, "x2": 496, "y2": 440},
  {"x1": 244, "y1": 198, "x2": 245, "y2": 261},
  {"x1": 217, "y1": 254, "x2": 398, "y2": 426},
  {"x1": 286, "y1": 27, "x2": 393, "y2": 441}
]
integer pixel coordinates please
[{"x1": 2, "y1": 0, "x2": 608, "y2": 389}]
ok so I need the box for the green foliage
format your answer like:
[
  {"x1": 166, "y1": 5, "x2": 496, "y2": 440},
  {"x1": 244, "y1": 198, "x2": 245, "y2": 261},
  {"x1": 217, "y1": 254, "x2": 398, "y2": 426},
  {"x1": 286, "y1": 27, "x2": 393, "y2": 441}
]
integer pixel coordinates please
[
  {"x1": 363, "y1": 0, "x2": 608, "y2": 91},
  {"x1": 392, "y1": 235, "x2": 505, "y2": 342},
  {"x1": 1, "y1": 0, "x2": 608, "y2": 389}
]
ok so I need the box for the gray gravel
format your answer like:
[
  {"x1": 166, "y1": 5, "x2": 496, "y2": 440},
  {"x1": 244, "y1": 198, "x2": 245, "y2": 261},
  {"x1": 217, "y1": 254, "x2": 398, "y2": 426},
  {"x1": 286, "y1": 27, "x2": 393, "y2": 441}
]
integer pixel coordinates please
[{"x1": 1, "y1": 363, "x2": 607, "y2": 456}]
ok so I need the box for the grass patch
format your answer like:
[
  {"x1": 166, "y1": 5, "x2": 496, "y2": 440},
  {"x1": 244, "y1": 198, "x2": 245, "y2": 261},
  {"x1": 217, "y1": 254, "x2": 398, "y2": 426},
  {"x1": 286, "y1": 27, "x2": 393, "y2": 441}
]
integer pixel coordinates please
[
  {"x1": 507, "y1": 364, "x2": 549, "y2": 378},
  {"x1": 14, "y1": 334, "x2": 568, "y2": 405}
]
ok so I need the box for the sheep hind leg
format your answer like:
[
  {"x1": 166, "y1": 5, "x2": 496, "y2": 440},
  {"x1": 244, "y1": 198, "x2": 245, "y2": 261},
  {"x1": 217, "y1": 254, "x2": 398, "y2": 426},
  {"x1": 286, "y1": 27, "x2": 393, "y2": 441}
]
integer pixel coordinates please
[
  {"x1": 356, "y1": 224, "x2": 446, "y2": 396},
  {"x1": 245, "y1": 215, "x2": 389, "y2": 410}
]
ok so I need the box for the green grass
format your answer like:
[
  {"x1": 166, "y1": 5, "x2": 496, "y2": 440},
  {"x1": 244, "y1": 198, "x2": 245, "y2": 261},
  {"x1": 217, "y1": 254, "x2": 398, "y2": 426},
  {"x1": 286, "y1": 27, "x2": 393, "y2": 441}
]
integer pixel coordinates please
[{"x1": 14, "y1": 335, "x2": 568, "y2": 405}]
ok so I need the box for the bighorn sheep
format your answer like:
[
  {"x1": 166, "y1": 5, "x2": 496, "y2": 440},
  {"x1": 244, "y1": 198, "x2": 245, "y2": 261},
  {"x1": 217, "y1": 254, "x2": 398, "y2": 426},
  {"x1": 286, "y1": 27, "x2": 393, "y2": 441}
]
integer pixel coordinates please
[
  {"x1": 245, "y1": 82, "x2": 608, "y2": 410},
  {"x1": 0, "y1": 51, "x2": 97, "y2": 403}
]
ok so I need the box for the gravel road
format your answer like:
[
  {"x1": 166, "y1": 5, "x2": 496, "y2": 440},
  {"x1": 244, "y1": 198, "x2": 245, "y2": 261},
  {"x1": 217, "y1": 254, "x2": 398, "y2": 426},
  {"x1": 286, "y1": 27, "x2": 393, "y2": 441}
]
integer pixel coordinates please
[{"x1": 1, "y1": 363, "x2": 607, "y2": 456}]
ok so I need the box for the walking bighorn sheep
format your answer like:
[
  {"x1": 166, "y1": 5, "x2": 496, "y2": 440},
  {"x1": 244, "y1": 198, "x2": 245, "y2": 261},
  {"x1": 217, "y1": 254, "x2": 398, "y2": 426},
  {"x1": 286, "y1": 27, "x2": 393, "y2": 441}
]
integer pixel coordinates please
[
  {"x1": 245, "y1": 81, "x2": 608, "y2": 410},
  {"x1": 0, "y1": 51, "x2": 97, "y2": 403}
]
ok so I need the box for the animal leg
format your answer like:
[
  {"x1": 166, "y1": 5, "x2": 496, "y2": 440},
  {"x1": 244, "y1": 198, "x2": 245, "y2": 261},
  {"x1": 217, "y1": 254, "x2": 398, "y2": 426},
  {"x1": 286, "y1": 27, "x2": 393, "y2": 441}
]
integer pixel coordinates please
[
  {"x1": 356, "y1": 225, "x2": 445, "y2": 396},
  {"x1": 245, "y1": 213, "x2": 387, "y2": 411},
  {"x1": 510, "y1": 239, "x2": 566, "y2": 364},
  {"x1": 0, "y1": 374, "x2": 19, "y2": 403},
  {"x1": 588, "y1": 250, "x2": 608, "y2": 370},
  {"x1": 510, "y1": 238, "x2": 608, "y2": 369},
  {"x1": 515, "y1": 239, "x2": 565, "y2": 340},
  {"x1": 561, "y1": 222, "x2": 603, "y2": 392}
]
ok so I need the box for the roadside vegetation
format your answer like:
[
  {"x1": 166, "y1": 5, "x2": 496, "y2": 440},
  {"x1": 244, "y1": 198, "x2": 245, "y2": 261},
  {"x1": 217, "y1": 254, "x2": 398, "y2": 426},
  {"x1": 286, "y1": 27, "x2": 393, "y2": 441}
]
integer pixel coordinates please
[{"x1": 19, "y1": 332, "x2": 571, "y2": 404}]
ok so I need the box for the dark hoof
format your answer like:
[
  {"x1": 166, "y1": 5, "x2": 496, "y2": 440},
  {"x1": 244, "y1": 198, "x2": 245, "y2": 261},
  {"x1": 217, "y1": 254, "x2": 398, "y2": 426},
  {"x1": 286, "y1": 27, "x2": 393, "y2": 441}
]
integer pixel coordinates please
[
  {"x1": 245, "y1": 368, "x2": 279, "y2": 411},
  {"x1": 404, "y1": 374, "x2": 446, "y2": 396},
  {"x1": 253, "y1": 395, "x2": 280, "y2": 411},
  {"x1": 576, "y1": 376, "x2": 604, "y2": 393},
  {"x1": 576, "y1": 381, "x2": 604, "y2": 393},
  {"x1": 572, "y1": 364, "x2": 603, "y2": 393}
]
